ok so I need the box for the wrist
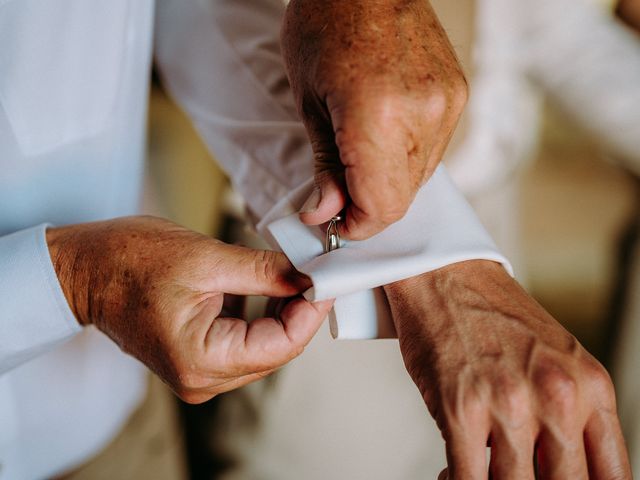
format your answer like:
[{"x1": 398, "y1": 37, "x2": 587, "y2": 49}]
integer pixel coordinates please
[
  {"x1": 46, "y1": 225, "x2": 92, "y2": 326},
  {"x1": 383, "y1": 260, "x2": 509, "y2": 331},
  {"x1": 384, "y1": 259, "x2": 506, "y2": 300}
]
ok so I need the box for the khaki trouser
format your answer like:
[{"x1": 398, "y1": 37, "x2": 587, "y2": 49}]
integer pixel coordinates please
[{"x1": 55, "y1": 375, "x2": 188, "y2": 480}]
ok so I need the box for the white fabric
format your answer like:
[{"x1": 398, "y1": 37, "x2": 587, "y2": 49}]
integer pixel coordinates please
[
  {"x1": 154, "y1": 0, "x2": 509, "y2": 340},
  {"x1": 0, "y1": 0, "x2": 509, "y2": 477},
  {"x1": 0, "y1": 1, "x2": 153, "y2": 478},
  {"x1": 448, "y1": 0, "x2": 640, "y2": 192},
  {"x1": 264, "y1": 169, "x2": 512, "y2": 339},
  {"x1": 524, "y1": 0, "x2": 640, "y2": 170},
  {"x1": 0, "y1": 225, "x2": 79, "y2": 374}
]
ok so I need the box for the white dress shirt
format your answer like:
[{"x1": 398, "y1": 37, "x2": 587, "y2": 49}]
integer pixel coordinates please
[{"x1": 0, "y1": 0, "x2": 507, "y2": 478}]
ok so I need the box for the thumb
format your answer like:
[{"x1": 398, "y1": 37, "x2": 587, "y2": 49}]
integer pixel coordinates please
[
  {"x1": 211, "y1": 244, "x2": 311, "y2": 297},
  {"x1": 299, "y1": 173, "x2": 347, "y2": 226}
]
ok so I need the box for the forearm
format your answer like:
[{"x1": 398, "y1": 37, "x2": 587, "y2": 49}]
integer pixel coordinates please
[{"x1": 383, "y1": 260, "x2": 530, "y2": 372}]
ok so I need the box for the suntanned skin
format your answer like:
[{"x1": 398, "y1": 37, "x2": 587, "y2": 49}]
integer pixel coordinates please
[
  {"x1": 281, "y1": 1, "x2": 632, "y2": 478},
  {"x1": 281, "y1": 0, "x2": 467, "y2": 240},
  {"x1": 42, "y1": 2, "x2": 632, "y2": 477},
  {"x1": 386, "y1": 262, "x2": 630, "y2": 479},
  {"x1": 47, "y1": 216, "x2": 332, "y2": 404}
]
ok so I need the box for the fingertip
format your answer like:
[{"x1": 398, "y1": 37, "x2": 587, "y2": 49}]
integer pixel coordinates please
[
  {"x1": 268, "y1": 251, "x2": 310, "y2": 290},
  {"x1": 279, "y1": 297, "x2": 332, "y2": 344},
  {"x1": 264, "y1": 250, "x2": 311, "y2": 294}
]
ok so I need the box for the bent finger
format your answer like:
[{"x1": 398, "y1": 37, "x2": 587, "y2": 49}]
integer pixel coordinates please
[{"x1": 179, "y1": 368, "x2": 277, "y2": 404}]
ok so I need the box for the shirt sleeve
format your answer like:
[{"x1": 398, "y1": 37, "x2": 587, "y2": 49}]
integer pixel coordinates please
[
  {"x1": 154, "y1": 0, "x2": 312, "y2": 221},
  {"x1": 154, "y1": 0, "x2": 513, "y2": 339},
  {"x1": 0, "y1": 224, "x2": 80, "y2": 374},
  {"x1": 524, "y1": 0, "x2": 640, "y2": 169}
]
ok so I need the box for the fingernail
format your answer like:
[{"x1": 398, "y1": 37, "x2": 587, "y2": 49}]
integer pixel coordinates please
[{"x1": 300, "y1": 187, "x2": 322, "y2": 214}]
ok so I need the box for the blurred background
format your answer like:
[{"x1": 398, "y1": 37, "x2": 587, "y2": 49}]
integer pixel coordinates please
[{"x1": 142, "y1": 0, "x2": 640, "y2": 478}]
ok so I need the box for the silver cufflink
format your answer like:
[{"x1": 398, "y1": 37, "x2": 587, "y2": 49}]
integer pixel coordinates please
[{"x1": 324, "y1": 215, "x2": 341, "y2": 253}]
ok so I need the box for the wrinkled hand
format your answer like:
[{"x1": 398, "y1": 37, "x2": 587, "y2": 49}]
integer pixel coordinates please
[
  {"x1": 281, "y1": 0, "x2": 467, "y2": 240},
  {"x1": 384, "y1": 260, "x2": 631, "y2": 479},
  {"x1": 46, "y1": 216, "x2": 332, "y2": 403}
]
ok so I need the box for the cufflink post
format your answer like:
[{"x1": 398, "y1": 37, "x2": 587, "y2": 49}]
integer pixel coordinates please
[{"x1": 324, "y1": 216, "x2": 341, "y2": 253}]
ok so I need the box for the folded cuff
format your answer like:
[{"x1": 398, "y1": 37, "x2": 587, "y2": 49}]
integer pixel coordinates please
[
  {"x1": 0, "y1": 224, "x2": 80, "y2": 373},
  {"x1": 262, "y1": 167, "x2": 513, "y2": 339}
]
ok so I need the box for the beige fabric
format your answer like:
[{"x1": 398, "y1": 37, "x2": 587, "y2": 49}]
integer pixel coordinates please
[
  {"x1": 613, "y1": 220, "x2": 640, "y2": 475},
  {"x1": 54, "y1": 375, "x2": 188, "y2": 480},
  {"x1": 212, "y1": 322, "x2": 447, "y2": 480}
]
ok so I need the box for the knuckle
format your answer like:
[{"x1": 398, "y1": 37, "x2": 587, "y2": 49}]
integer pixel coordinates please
[
  {"x1": 450, "y1": 74, "x2": 469, "y2": 113},
  {"x1": 422, "y1": 87, "x2": 448, "y2": 120},
  {"x1": 534, "y1": 364, "x2": 579, "y2": 414},
  {"x1": 450, "y1": 374, "x2": 490, "y2": 423},
  {"x1": 176, "y1": 388, "x2": 216, "y2": 405},
  {"x1": 334, "y1": 94, "x2": 400, "y2": 144},
  {"x1": 333, "y1": 126, "x2": 357, "y2": 154},
  {"x1": 175, "y1": 389, "x2": 201, "y2": 405},
  {"x1": 290, "y1": 344, "x2": 306, "y2": 359},
  {"x1": 253, "y1": 249, "x2": 278, "y2": 283},
  {"x1": 583, "y1": 357, "x2": 617, "y2": 408},
  {"x1": 173, "y1": 357, "x2": 208, "y2": 392},
  {"x1": 418, "y1": 74, "x2": 467, "y2": 121},
  {"x1": 493, "y1": 378, "x2": 531, "y2": 422},
  {"x1": 176, "y1": 369, "x2": 202, "y2": 391}
]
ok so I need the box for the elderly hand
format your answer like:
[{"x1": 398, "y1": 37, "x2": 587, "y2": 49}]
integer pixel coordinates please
[
  {"x1": 281, "y1": 0, "x2": 467, "y2": 240},
  {"x1": 384, "y1": 260, "x2": 631, "y2": 479},
  {"x1": 46, "y1": 216, "x2": 332, "y2": 403}
]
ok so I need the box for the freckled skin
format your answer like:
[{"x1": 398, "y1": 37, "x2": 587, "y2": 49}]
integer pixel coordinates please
[
  {"x1": 282, "y1": 0, "x2": 467, "y2": 240},
  {"x1": 46, "y1": 216, "x2": 333, "y2": 403},
  {"x1": 385, "y1": 261, "x2": 632, "y2": 479}
]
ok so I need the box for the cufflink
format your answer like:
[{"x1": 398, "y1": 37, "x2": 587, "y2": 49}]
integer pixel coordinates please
[{"x1": 324, "y1": 216, "x2": 341, "y2": 253}]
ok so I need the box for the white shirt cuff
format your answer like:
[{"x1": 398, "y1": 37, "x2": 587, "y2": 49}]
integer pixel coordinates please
[
  {"x1": 260, "y1": 166, "x2": 513, "y2": 339},
  {"x1": 0, "y1": 224, "x2": 80, "y2": 373}
]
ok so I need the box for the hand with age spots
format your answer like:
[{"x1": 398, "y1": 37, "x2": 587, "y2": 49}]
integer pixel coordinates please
[
  {"x1": 384, "y1": 260, "x2": 631, "y2": 480},
  {"x1": 46, "y1": 216, "x2": 332, "y2": 403},
  {"x1": 281, "y1": 0, "x2": 467, "y2": 240}
]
